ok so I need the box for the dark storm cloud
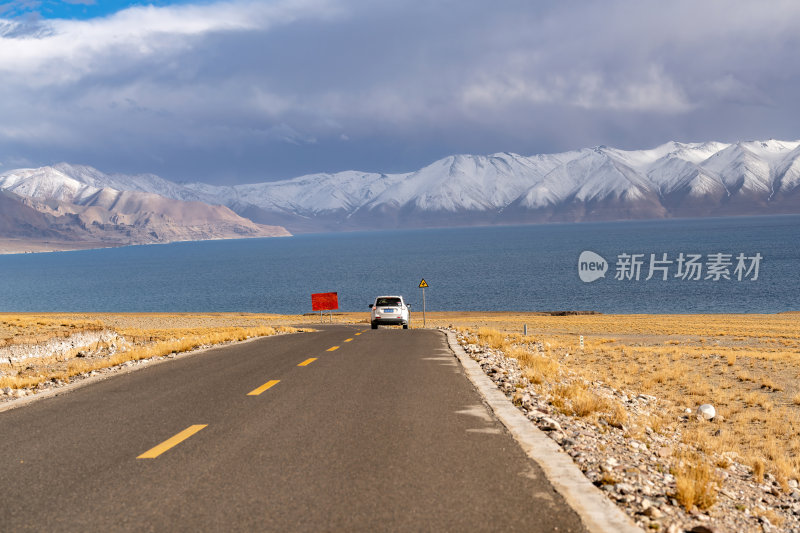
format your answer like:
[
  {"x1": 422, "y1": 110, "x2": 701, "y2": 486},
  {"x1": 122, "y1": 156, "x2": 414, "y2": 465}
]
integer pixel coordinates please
[{"x1": 0, "y1": 0, "x2": 798, "y2": 183}]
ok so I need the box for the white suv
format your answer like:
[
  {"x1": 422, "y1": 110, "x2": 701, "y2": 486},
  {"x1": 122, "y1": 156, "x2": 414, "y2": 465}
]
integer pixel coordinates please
[{"x1": 369, "y1": 295, "x2": 410, "y2": 329}]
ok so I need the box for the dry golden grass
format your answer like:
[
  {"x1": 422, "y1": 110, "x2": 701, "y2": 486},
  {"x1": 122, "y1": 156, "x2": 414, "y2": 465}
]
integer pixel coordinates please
[
  {"x1": 47, "y1": 325, "x2": 296, "y2": 381},
  {"x1": 598, "y1": 470, "x2": 620, "y2": 486},
  {"x1": 606, "y1": 401, "x2": 629, "y2": 429},
  {"x1": 552, "y1": 382, "x2": 609, "y2": 418},
  {"x1": 756, "y1": 509, "x2": 785, "y2": 529},
  {"x1": 421, "y1": 311, "x2": 800, "y2": 485},
  {"x1": 0, "y1": 313, "x2": 358, "y2": 391},
  {"x1": 476, "y1": 327, "x2": 508, "y2": 350},
  {"x1": 0, "y1": 315, "x2": 103, "y2": 347},
  {"x1": 672, "y1": 451, "x2": 720, "y2": 511},
  {"x1": 507, "y1": 346, "x2": 561, "y2": 385},
  {"x1": 752, "y1": 459, "x2": 766, "y2": 483}
]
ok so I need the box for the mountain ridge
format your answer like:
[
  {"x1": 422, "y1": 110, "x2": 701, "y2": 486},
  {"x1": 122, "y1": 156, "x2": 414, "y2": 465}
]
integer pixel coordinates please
[
  {"x1": 2, "y1": 139, "x2": 800, "y2": 237},
  {"x1": 175, "y1": 139, "x2": 800, "y2": 230},
  {"x1": 0, "y1": 170, "x2": 290, "y2": 253}
]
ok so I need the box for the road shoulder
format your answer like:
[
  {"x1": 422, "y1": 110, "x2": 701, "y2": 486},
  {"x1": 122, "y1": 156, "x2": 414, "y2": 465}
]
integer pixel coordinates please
[{"x1": 444, "y1": 329, "x2": 643, "y2": 533}]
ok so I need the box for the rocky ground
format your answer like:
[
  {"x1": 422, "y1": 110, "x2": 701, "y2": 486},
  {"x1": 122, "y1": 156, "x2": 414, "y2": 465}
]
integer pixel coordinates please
[
  {"x1": 0, "y1": 330, "x2": 127, "y2": 366},
  {"x1": 451, "y1": 328, "x2": 800, "y2": 533},
  {"x1": 0, "y1": 313, "x2": 319, "y2": 404},
  {"x1": 0, "y1": 330, "x2": 233, "y2": 403},
  {"x1": 1, "y1": 346, "x2": 182, "y2": 401}
]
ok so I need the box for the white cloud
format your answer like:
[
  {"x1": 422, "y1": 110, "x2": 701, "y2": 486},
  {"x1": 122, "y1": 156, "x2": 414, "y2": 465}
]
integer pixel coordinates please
[
  {"x1": 461, "y1": 67, "x2": 692, "y2": 114},
  {"x1": 1, "y1": 0, "x2": 800, "y2": 181},
  {"x1": 0, "y1": 0, "x2": 340, "y2": 83},
  {"x1": 573, "y1": 67, "x2": 693, "y2": 113},
  {"x1": 252, "y1": 89, "x2": 296, "y2": 117}
]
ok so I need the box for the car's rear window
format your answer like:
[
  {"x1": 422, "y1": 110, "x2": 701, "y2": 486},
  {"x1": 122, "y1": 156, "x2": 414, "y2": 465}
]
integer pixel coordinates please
[{"x1": 376, "y1": 298, "x2": 401, "y2": 306}]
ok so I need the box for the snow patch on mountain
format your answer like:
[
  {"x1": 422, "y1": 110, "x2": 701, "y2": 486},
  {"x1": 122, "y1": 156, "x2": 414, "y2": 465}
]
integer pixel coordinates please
[{"x1": 2, "y1": 139, "x2": 800, "y2": 233}]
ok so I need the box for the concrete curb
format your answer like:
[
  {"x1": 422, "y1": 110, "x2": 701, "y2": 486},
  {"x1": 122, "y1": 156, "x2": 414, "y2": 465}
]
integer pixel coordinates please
[{"x1": 444, "y1": 329, "x2": 644, "y2": 533}]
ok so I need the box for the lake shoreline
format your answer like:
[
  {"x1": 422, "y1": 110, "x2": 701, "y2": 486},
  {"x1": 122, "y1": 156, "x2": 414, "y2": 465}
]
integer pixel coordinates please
[
  {"x1": 0, "y1": 238, "x2": 122, "y2": 255},
  {"x1": 0, "y1": 233, "x2": 293, "y2": 256}
]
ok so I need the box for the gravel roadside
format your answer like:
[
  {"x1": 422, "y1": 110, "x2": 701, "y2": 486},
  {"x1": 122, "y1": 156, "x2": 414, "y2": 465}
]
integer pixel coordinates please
[{"x1": 449, "y1": 327, "x2": 800, "y2": 533}]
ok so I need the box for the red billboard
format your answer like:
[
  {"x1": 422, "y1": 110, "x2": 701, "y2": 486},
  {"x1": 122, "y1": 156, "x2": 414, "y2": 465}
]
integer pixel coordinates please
[{"x1": 311, "y1": 292, "x2": 339, "y2": 311}]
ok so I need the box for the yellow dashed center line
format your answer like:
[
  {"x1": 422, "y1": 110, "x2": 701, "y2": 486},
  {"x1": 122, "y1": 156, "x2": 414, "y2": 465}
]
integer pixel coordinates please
[
  {"x1": 137, "y1": 425, "x2": 207, "y2": 459},
  {"x1": 327, "y1": 346, "x2": 340, "y2": 351},
  {"x1": 354, "y1": 332, "x2": 363, "y2": 336},
  {"x1": 298, "y1": 358, "x2": 317, "y2": 366},
  {"x1": 344, "y1": 338, "x2": 353, "y2": 342},
  {"x1": 247, "y1": 380, "x2": 280, "y2": 396}
]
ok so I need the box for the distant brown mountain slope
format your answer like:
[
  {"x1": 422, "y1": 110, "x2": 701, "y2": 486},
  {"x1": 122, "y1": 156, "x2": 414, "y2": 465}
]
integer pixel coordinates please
[
  {"x1": 0, "y1": 188, "x2": 289, "y2": 254},
  {"x1": 0, "y1": 191, "x2": 70, "y2": 239},
  {"x1": 52, "y1": 188, "x2": 290, "y2": 242}
]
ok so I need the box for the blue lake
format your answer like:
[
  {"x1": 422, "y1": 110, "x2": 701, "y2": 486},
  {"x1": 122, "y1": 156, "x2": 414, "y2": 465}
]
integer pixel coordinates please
[{"x1": 0, "y1": 215, "x2": 798, "y2": 314}]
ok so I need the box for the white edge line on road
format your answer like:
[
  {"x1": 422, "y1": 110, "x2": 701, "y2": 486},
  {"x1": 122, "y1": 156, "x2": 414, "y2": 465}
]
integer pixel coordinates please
[{"x1": 444, "y1": 330, "x2": 644, "y2": 533}]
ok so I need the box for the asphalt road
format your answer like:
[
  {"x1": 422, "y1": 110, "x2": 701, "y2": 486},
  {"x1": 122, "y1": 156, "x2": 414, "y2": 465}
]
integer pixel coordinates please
[{"x1": 0, "y1": 325, "x2": 588, "y2": 532}]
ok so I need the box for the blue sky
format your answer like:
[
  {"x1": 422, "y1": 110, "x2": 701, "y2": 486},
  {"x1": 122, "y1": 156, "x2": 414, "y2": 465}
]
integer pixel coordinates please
[
  {"x1": 0, "y1": 1, "x2": 199, "y2": 19},
  {"x1": 1, "y1": 0, "x2": 799, "y2": 184}
]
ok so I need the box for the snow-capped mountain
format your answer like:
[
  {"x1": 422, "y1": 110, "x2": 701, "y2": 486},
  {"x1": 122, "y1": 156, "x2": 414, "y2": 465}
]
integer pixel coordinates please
[
  {"x1": 176, "y1": 139, "x2": 800, "y2": 230},
  {"x1": 2, "y1": 139, "x2": 800, "y2": 237},
  {"x1": 0, "y1": 163, "x2": 199, "y2": 204},
  {"x1": 0, "y1": 165, "x2": 289, "y2": 253}
]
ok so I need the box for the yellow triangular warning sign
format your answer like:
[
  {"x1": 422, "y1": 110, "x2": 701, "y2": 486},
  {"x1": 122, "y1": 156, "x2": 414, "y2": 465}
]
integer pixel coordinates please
[{"x1": 419, "y1": 279, "x2": 428, "y2": 288}]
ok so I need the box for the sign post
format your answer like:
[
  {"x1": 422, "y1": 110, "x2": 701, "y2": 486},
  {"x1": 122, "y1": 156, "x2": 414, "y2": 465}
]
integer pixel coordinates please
[
  {"x1": 311, "y1": 292, "x2": 339, "y2": 323},
  {"x1": 418, "y1": 279, "x2": 428, "y2": 328}
]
